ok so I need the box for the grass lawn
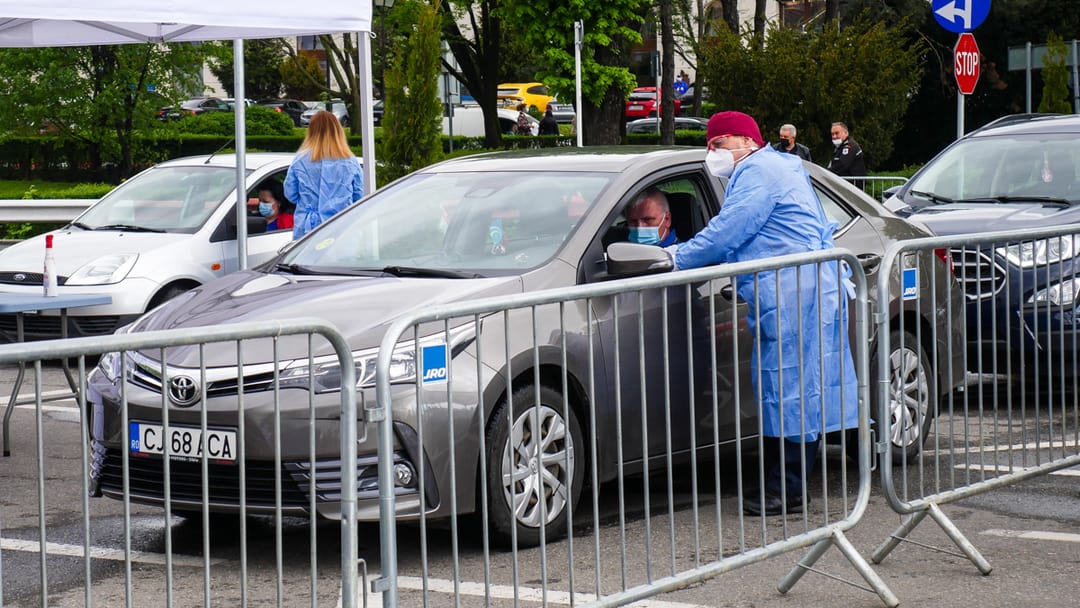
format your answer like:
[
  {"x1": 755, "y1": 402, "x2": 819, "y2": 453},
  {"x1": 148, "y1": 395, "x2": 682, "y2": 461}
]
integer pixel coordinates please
[{"x1": 0, "y1": 181, "x2": 113, "y2": 200}]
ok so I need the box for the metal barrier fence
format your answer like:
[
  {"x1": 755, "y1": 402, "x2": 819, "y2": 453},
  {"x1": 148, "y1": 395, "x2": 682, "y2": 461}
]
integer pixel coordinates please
[
  {"x1": 372, "y1": 248, "x2": 902, "y2": 607},
  {"x1": 0, "y1": 319, "x2": 361, "y2": 607},
  {"x1": 838, "y1": 176, "x2": 908, "y2": 203},
  {"x1": 872, "y1": 225, "x2": 1080, "y2": 574}
]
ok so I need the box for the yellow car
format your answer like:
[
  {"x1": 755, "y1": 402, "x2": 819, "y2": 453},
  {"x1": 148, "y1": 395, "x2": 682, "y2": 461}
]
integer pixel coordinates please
[{"x1": 496, "y1": 82, "x2": 555, "y2": 113}]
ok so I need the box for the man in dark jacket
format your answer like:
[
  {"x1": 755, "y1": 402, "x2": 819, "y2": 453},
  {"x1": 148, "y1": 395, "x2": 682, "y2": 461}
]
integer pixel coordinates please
[
  {"x1": 827, "y1": 122, "x2": 866, "y2": 177},
  {"x1": 538, "y1": 105, "x2": 560, "y2": 136},
  {"x1": 772, "y1": 123, "x2": 811, "y2": 162}
]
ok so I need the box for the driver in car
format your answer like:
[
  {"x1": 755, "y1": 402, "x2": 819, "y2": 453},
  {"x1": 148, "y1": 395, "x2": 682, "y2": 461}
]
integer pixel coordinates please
[{"x1": 625, "y1": 187, "x2": 678, "y2": 247}]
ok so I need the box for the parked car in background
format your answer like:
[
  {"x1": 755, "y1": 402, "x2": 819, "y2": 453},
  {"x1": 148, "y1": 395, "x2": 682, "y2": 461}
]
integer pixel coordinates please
[
  {"x1": 373, "y1": 99, "x2": 384, "y2": 126},
  {"x1": 300, "y1": 101, "x2": 349, "y2": 127},
  {"x1": 624, "y1": 87, "x2": 682, "y2": 121},
  {"x1": 548, "y1": 98, "x2": 576, "y2": 124},
  {"x1": 625, "y1": 116, "x2": 709, "y2": 134},
  {"x1": 257, "y1": 98, "x2": 308, "y2": 127},
  {"x1": 0, "y1": 154, "x2": 297, "y2": 342},
  {"x1": 496, "y1": 82, "x2": 555, "y2": 112},
  {"x1": 85, "y1": 148, "x2": 962, "y2": 547},
  {"x1": 223, "y1": 98, "x2": 256, "y2": 110},
  {"x1": 155, "y1": 97, "x2": 232, "y2": 121},
  {"x1": 884, "y1": 113, "x2": 1080, "y2": 379},
  {"x1": 440, "y1": 106, "x2": 538, "y2": 137}
]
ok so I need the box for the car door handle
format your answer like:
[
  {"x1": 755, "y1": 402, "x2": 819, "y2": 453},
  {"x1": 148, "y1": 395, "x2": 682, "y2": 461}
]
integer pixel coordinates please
[{"x1": 857, "y1": 253, "x2": 882, "y2": 274}]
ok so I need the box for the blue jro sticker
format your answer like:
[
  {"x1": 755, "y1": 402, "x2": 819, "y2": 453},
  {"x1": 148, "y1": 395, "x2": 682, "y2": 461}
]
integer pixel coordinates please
[
  {"x1": 902, "y1": 267, "x2": 918, "y2": 301},
  {"x1": 421, "y1": 344, "x2": 448, "y2": 385}
]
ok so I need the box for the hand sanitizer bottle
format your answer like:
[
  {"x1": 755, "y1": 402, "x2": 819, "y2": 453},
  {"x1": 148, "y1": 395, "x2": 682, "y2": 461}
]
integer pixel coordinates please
[{"x1": 43, "y1": 234, "x2": 57, "y2": 297}]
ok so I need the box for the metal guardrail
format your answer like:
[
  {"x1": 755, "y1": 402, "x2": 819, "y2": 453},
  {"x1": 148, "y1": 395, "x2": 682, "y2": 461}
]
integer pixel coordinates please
[
  {"x1": 873, "y1": 225, "x2": 1080, "y2": 575},
  {"x1": 838, "y1": 176, "x2": 908, "y2": 203},
  {"x1": 374, "y1": 248, "x2": 896, "y2": 607},
  {"x1": 0, "y1": 199, "x2": 94, "y2": 223}
]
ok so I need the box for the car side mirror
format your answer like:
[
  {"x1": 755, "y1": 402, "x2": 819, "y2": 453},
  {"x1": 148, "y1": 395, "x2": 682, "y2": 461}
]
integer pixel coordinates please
[
  {"x1": 606, "y1": 242, "x2": 674, "y2": 277},
  {"x1": 882, "y1": 185, "x2": 901, "y2": 199}
]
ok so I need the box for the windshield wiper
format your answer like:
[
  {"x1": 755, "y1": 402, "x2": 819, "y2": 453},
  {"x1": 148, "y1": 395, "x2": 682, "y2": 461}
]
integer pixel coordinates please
[
  {"x1": 381, "y1": 265, "x2": 484, "y2": 279},
  {"x1": 94, "y1": 224, "x2": 165, "y2": 233},
  {"x1": 66, "y1": 221, "x2": 93, "y2": 230},
  {"x1": 964, "y1": 195, "x2": 1073, "y2": 207},
  {"x1": 274, "y1": 262, "x2": 322, "y2": 275},
  {"x1": 909, "y1": 190, "x2": 955, "y2": 205}
]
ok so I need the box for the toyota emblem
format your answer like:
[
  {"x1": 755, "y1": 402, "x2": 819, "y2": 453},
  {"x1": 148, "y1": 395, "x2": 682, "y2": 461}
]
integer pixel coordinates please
[
  {"x1": 168, "y1": 375, "x2": 199, "y2": 406},
  {"x1": 13, "y1": 273, "x2": 26, "y2": 282}
]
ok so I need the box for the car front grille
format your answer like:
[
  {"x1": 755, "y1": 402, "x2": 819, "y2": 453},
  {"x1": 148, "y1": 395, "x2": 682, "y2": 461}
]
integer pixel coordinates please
[
  {"x1": 129, "y1": 358, "x2": 279, "y2": 398},
  {"x1": 0, "y1": 271, "x2": 68, "y2": 285},
  {"x1": 92, "y1": 445, "x2": 411, "y2": 511},
  {"x1": 950, "y1": 248, "x2": 1006, "y2": 301}
]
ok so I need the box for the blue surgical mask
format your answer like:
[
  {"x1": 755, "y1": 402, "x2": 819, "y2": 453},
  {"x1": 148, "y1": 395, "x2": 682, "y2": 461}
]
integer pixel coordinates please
[
  {"x1": 258, "y1": 202, "x2": 273, "y2": 217},
  {"x1": 628, "y1": 225, "x2": 661, "y2": 245}
]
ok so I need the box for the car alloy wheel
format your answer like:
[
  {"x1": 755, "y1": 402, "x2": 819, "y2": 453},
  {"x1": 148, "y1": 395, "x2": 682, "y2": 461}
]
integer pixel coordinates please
[
  {"x1": 882, "y1": 329, "x2": 936, "y2": 463},
  {"x1": 486, "y1": 384, "x2": 583, "y2": 547}
]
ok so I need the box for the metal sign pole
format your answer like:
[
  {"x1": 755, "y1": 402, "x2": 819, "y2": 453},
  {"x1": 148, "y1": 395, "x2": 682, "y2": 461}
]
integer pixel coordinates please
[
  {"x1": 1073, "y1": 39, "x2": 1079, "y2": 114},
  {"x1": 1026, "y1": 41, "x2": 1032, "y2": 113},
  {"x1": 574, "y1": 20, "x2": 584, "y2": 148},
  {"x1": 957, "y1": 92, "x2": 965, "y2": 139}
]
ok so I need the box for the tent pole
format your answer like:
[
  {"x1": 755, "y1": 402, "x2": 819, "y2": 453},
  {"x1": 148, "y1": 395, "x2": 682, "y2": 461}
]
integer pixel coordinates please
[
  {"x1": 233, "y1": 39, "x2": 249, "y2": 269},
  {"x1": 358, "y1": 31, "x2": 377, "y2": 192}
]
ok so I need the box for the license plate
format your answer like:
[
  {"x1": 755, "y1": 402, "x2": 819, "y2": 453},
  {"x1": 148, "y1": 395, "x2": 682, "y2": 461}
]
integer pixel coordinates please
[
  {"x1": 129, "y1": 422, "x2": 237, "y2": 463},
  {"x1": 628, "y1": 104, "x2": 643, "y2": 111}
]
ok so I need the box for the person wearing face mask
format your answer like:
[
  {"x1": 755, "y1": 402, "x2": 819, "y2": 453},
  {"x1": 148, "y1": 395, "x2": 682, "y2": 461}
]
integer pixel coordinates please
[
  {"x1": 772, "y1": 123, "x2": 811, "y2": 162},
  {"x1": 625, "y1": 187, "x2": 677, "y2": 247},
  {"x1": 827, "y1": 121, "x2": 866, "y2": 178},
  {"x1": 667, "y1": 110, "x2": 859, "y2": 517},
  {"x1": 256, "y1": 180, "x2": 295, "y2": 232}
]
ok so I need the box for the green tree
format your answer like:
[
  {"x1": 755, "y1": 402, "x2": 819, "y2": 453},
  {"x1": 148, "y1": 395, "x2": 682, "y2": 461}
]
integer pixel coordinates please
[
  {"x1": 699, "y1": 17, "x2": 925, "y2": 168},
  {"x1": 1038, "y1": 31, "x2": 1072, "y2": 113},
  {"x1": 381, "y1": 1, "x2": 444, "y2": 182},
  {"x1": 500, "y1": 0, "x2": 648, "y2": 144},
  {"x1": 0, "y1": 43, "x2": 218, "y2": 178},
  {"x1": 439, "y1": 0, "x2": 509, "y2": 149},
  {"x1": 208, "y1": 39, "x2": 287, "y2": 100},
  {"x1": 280, "y1": 51, "x2": 326, "y2": 100}
]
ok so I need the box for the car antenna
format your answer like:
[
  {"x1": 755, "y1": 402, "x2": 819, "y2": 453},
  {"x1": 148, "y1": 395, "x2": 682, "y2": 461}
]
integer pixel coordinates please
[{"x1": 204, "y1": 137, "x2": 236, "y2": 164}]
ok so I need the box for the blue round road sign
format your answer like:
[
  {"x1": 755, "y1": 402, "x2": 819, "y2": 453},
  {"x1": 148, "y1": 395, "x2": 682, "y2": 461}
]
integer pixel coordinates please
[{"x1": 932, "y1": 0, "x2": 991, "y2": 33}]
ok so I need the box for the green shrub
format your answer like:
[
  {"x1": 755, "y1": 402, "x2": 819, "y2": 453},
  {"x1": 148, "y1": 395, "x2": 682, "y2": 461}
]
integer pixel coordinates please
[{"x1": 166, "y1": 105, "x2": 295, "y2": 136}]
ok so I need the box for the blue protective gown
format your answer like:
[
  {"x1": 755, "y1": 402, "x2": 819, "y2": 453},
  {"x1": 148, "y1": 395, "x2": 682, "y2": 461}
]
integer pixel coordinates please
[
  {"x1": 284, "y1": 151, "x2": 364, "y2": 239},
  {"x1": 674, "y1": 146, "x2": 858, "y2": 440}
]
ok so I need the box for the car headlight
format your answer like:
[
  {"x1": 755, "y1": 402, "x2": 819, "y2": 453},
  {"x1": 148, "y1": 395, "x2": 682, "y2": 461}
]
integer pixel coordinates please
[
  {"x1": 66, "y1": 253, "x2": 138, "y2": 285},
  {"x1": 277, "y1": 322, "x2": 475, "y2": 393},
  {"x1": 997, "y1": 236, "x2": 1080, "y2": 269},
  {"x1": 1027, "y1": 277, "x2": 1080, "y2": 306}
]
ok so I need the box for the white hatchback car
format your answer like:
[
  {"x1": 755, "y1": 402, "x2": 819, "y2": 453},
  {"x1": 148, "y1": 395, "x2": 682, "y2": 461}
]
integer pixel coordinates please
[{"x1": 0, "y1": 153, "x2": 298, "y2": 341}]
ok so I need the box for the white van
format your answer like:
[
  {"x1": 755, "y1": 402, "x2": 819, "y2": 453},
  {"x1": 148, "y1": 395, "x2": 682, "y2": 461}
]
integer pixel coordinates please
[{"x1": 442, "y1": 106, "x2": 538, "y2": 137}]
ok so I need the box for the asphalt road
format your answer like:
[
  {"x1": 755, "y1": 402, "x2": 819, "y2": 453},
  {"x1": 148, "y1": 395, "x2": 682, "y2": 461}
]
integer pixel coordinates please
[{"x1": 2, "y1": 364, "x2": 1078, "y2": 607}]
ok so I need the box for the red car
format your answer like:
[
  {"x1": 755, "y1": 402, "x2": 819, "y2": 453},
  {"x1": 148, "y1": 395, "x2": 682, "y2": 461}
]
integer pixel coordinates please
[{"x1": 624, "y1": 87, "x2": 681, "y2": 120}]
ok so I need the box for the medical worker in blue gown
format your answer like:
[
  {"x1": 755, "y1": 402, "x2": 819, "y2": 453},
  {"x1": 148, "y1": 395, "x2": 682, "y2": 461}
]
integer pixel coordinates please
[{"x1": 665, "y1": 111, "x2": 859, "y2": 517}]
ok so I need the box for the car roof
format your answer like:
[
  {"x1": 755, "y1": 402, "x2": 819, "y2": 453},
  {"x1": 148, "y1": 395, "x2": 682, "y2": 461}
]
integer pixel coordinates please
[
  {"x1": 966, "y1": 113, "x2": 1080, "y2": 137},
  {"x1": 418, "y1": 146, "x2": 703, "y2": 174},
  {"x1": 152, "y1": 153, "x2": 297, "y2": 170}
]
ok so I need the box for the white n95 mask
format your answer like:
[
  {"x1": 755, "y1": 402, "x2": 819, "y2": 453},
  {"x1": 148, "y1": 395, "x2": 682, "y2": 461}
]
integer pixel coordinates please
[{"x1": 706, "y1": 148, "x2": 735, "y2": 178}]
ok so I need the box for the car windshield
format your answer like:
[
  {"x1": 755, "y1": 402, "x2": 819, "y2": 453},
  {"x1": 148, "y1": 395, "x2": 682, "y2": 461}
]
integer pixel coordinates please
[
  {"x1": 281, "y1": 171, "x2": 611, "y2": 275},
  {"x1": 908, "y1": 133, "x2": 1080, "y2": 203},
  {"x1": 75, "y1": 166, "x2": 246, "y2": 233}
]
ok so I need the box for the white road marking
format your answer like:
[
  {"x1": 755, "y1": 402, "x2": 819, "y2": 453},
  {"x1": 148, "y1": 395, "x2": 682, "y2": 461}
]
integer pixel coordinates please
[
  {"x1": 981, "y1": 529, "x2": 1080, "y2": 544},
  {"x1": 338, "y1": 574, "x2": 708, "y2": 608},
  {"x1": 922, "y1": 438, "x2": 1079, "y2": 456},
  {"x1": 0, "y1": 537, "x2": 223, "y2": 567}
]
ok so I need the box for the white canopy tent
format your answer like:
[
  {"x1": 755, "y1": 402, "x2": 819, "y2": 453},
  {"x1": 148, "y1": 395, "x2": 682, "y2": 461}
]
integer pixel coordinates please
[{"x1": 0, "y1": 1, "x2": 380, "y2": 269}]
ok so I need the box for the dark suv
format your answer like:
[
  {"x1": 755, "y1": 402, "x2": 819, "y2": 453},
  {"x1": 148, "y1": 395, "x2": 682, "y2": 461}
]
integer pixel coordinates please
[{"x1": 885, "y1": 113, "x2": 1080, "y2": 377}]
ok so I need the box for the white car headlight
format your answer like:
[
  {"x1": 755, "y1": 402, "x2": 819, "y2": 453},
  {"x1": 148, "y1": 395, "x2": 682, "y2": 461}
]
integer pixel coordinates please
[
  {"x1": 1027, "y1": 277, "x2": 1080, "y2": 306},
  {"x1": 66, "y1": 253, "x2": 138, "y2": 285},
  {"x1": 997, "y1": 236, "x2": 1080, "y2": 269}
]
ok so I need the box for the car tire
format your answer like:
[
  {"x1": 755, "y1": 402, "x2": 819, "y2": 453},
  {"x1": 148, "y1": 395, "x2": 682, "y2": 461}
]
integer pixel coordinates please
[
  {"x1": 485, "y1": 384, "x2": 583, "y2": 548},
  {"x1": 872, "y1": 329, "x2": 936, "y2": 464}
]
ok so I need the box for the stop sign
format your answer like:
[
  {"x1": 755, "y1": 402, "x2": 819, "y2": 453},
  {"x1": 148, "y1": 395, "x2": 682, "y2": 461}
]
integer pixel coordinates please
[{"x1": 954, "y1": 33, "x2": 980, "y2": 95}]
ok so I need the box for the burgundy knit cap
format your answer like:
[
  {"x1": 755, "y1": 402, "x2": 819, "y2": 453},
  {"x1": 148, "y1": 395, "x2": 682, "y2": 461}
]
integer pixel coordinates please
[{"x1": 706, "y1": 111, "x2": 764, "y2": 148}]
